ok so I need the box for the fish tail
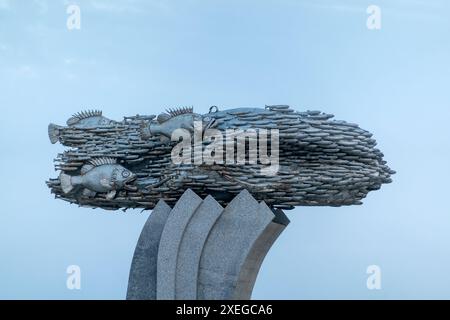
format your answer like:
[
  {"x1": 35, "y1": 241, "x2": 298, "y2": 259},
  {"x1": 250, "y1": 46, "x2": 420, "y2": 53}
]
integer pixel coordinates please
[
  {"x1": 59, "y1": 173, "x2": 74, "y2": 193},
  {"x1": 48, "y1": 123, "x2": 62, "y2": 144}
]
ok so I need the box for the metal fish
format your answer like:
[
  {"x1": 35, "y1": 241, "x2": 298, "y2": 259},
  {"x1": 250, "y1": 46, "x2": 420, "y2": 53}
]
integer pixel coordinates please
[
  {"x1": 59, "y1": 157, "x2": 136, "y2": 200},
  {"x1": 48, "y1": 110, "x2": 114, "y2": 144}
]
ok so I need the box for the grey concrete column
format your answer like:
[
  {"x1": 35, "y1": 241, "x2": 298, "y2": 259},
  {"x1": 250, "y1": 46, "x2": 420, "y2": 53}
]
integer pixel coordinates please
[
  {"x1": 233, "y1": 207, "x2": 290, "y2": 299},
  {"x1": 175, "y1": 195, "x2": 223, "y2": 299},
  {"x1": 126, "y1": 199, "x2": 172, "y2": 300},
  {"x1": 197, "y1": 190, "x2": 276, "y2": 300},
  {"x1": 127, "y1": 189, "x2": 290, "y2": 300},
  {"x1": 156, "y1": 189, "x2": 202, "y2": 300}
]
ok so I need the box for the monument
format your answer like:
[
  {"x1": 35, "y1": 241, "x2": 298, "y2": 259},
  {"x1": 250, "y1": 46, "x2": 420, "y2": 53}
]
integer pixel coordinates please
[{"x1": 47, "y1": 105, "x2": 394, "y2": 299}]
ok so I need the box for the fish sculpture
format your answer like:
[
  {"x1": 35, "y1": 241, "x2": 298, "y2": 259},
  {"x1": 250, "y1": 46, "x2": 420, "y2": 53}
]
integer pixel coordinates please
[
  {"x1": 59, "y1": 157, "x2": 137, "y2": 200},
  {"x1": 48, "y1": 110, "x2": 115, "y2": 144},
  {"x1": 46, "y1": 105, "x2": 395, "y2": 210}
]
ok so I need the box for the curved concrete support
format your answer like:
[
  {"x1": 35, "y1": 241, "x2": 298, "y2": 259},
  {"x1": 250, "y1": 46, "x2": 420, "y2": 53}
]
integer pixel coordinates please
[
  {"x1": 197, "y1": 190, "x2": 275, "y2": 300},
  {"x1": 233, "y1": 207, "x2": 290, "y2": 299},
  {"x1": 156, "y1": 189, "x2": 202, "y2": 300},
  {"x1": 126, "y1": 199, "x2": 172, "y2": 300},
  {"x1": 175, "y1": 195, "x2": 223, "y2": 299},
  {"x1": 127, "y1": 189, "x2": 290, "y2": 300}
]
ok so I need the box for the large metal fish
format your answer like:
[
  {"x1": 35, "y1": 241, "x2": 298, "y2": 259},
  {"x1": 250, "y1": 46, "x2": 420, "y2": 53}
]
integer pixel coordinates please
[
  {"x1": 48, "y1": 110, "x2": 114, "y2": 144},
  {"x1": 59, "y1": 157, "x2": 137, "y2": 200}
]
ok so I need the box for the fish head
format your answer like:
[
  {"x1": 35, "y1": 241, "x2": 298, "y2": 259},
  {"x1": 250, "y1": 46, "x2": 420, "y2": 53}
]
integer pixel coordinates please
[{"x1": 111, "y1": 166, "x2": 137, "y2": 191}]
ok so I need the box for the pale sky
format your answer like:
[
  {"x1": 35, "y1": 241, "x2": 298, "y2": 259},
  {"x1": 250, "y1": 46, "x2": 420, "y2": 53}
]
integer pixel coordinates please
[{"x1": 0, "y1": 0, "x2": 449, "y2": 299}]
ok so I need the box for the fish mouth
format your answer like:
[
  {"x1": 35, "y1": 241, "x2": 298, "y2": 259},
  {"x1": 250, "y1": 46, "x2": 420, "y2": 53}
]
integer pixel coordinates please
[{"x1": 123, "y1": 175, "x2": 138, "y2": 191}]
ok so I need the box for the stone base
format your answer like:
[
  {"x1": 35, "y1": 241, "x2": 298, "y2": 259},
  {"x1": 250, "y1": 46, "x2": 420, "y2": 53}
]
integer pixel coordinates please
[{"x1": 126, "y1": 189, "x2": 290, "y2": 300}]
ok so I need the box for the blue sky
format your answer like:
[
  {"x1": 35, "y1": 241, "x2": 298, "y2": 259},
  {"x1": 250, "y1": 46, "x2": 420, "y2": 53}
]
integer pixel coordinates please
[{"x1": 0, "y1": 0, "x2": 449, "y2": 299}]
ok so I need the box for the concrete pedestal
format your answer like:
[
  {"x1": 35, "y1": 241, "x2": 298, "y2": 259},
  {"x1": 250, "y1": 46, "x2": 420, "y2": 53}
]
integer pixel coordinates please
[{"x1": 126, "y1": 189, "x2": 289, "y2": 300}]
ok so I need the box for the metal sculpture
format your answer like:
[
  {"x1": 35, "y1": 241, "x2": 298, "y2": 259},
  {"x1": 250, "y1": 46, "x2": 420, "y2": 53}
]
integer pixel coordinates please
[{"x1": 47, "y1": 105, "x2": 394, "y2": 210}]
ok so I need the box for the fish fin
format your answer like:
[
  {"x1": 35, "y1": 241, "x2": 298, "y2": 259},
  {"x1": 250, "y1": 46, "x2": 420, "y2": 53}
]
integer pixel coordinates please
[
  {"x1": 156, "y1": 107, "x2": 194, "y2": 123},
  {"x1": 82, "y1": 188, "x2": 96, "y2": 198},
  {"x1": 106, "y1": 190, "x2": 117, "y2": 200},
  {"x1": 59, "y1": 173, "x2": 74, "y2": 193},
  {"x1": 48, "y1": 123, "x2": 62, "y2": 144},
  {"x1": 100, "y1": 178, "x2": 111, "y2": 188},
  {"x1": 67, "y1": 110, "x2": 103, "y2": 126},
  {"x1": 166, "y1": 106, "x2": 193, "y2": 118},
  {"x1": 80, "y1": 164, "x2": 94, "y2": 175},
  {"x1": 89, "y1": 157, "x2": 117, "y2": 167},
  {"x1": 157, "y1": 113, "x2": 170, "y2": 123},
  {"x1": 66, "y1": 116, "x2": 80, "y2": 126}
]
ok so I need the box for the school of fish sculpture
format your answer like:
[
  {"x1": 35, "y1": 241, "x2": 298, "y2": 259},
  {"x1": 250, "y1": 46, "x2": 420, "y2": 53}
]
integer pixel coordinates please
[{"x1": 46, "y1": 105, "x2": 395, "y2": 211}]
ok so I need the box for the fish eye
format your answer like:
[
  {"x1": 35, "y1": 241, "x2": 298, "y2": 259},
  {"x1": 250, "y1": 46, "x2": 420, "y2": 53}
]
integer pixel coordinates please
[{"x1": 122, "y1": 170, "x2": 130, "y2": 178}]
